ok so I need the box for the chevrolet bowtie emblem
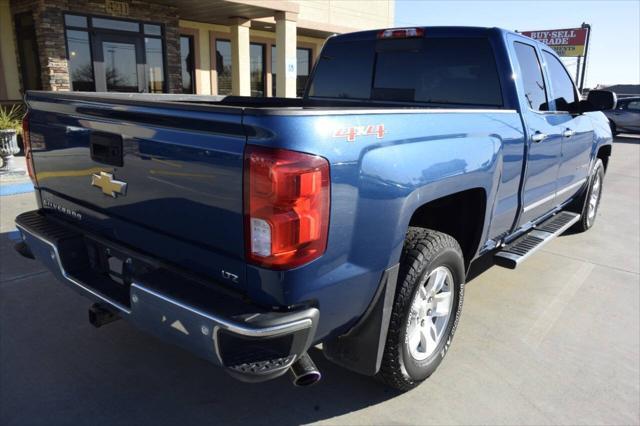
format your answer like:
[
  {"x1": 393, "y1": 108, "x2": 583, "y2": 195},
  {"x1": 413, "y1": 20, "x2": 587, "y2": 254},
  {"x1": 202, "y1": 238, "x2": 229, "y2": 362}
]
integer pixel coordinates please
[{"x1": 91, "y1": 172, "x2": 127, "y2": 198}]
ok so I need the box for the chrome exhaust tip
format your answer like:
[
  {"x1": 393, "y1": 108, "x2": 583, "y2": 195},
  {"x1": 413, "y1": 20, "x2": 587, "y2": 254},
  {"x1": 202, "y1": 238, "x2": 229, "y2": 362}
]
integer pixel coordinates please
[{"x1": 289, "y1": 352, "x2": 321, "y2": 387}]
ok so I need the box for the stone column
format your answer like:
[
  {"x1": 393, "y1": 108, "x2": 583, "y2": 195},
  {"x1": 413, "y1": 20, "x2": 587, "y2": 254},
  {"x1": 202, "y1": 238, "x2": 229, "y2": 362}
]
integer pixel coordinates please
[
  {"x1": 275, "y1": 11, "x2": 297, "y2": 98},
  {"x1": 230, "y1": 18, "x2": 251, "y2": 96}
]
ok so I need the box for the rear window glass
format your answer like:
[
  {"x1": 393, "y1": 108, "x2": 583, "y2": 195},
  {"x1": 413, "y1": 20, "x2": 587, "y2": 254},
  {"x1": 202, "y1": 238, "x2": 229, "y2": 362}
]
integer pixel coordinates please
[{"x1": 308, "y1": 37, "x2": 503, "y2": 107}]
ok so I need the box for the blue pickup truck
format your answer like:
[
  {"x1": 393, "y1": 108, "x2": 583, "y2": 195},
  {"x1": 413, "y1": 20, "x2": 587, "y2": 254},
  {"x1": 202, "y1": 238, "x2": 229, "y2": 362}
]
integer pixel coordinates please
[{"x1": 15, "y1": 27, "x2": 614, "y2": 390}]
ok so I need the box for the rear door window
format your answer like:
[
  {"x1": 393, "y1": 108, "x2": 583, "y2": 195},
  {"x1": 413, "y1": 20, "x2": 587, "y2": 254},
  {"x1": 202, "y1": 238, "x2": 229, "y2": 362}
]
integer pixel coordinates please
[
  {"x1": 513, "y1": 42, "x2": 548, "y2": 111},
  {"x1": 308, "y1": 37, "x2": 503, "y2": 107},
  {"x1": 542, "y1": 51, "x2": 578, "y2": 111}
]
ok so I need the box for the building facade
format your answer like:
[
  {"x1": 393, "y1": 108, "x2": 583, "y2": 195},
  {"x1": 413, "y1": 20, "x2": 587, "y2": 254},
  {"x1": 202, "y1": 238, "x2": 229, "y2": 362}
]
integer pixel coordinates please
[{"x1": 0, "y1": 0, "x2": 394, "y2": 104}]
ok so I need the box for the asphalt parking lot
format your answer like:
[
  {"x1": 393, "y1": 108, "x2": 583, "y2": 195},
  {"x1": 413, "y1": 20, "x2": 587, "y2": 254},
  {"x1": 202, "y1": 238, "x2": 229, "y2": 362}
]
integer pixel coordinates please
[{"x1": 1, "y1": 136, "x2": 639, "y2": 426}]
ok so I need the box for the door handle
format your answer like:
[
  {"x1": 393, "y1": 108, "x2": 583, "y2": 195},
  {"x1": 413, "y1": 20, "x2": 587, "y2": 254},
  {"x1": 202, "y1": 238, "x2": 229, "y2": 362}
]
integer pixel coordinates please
[
  {"x1": 531, "y1": 131, "x2": 548, "y2": 143},
  {"x1": 562, "y1": 129, "x2": 576, "y2": 138}
]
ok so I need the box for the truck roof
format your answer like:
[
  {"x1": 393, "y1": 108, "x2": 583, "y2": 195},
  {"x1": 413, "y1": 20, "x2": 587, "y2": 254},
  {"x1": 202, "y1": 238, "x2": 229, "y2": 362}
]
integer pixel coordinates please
[{"x1": 330, "y1": 25, "x2": 533, "y2": 44}]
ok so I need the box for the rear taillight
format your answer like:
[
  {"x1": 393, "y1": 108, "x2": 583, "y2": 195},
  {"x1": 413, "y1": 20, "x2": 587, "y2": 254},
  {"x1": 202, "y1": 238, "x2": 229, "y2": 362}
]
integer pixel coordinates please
[
  {"x1": 21, "y1": 112, "x2": 37, "y2": 184},
  {"x1": 377, "y1": 27, "x2": 425, "y2": 39},
  {"x1": 244, "y1": 146, "x2": 330, "y2": 270}
]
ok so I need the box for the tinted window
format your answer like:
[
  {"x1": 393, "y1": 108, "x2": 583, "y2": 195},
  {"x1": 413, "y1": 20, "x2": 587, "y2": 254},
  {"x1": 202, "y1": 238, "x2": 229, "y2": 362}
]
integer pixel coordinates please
[
  {"x1": 216, "y1": 40, "x2": 232, "y2": 95},
  {"x1": 145, "y1": 38, "x2": 164, "y2": 93},
  {"x1": 14, "y1": 12, "x2": 41, "y2": 91},
  {"x1": 103, "y1": 41, "x2": 138, "y2": 92},
  {"x1": 296, "y1": 48, "x2": 312, "y2": 97},
  {"x1": 180, "y1": 35, "x2": 195, "y2": 93},
  {"x1": 66, "y1": 30, "x2": 94, "y2": 91},
  {"x1": 92, "y1": 17, "x2": 139, "y2": 32},
  {"x1": 144, "y1": 24, "x2": 161, "y2": 36},
  {"x1": 542, "y1": 51, "x2": 577, "y2": 111},
  {"x1": 309, "y1": 37, "x2": 502, "y2": 106},
  {"x1": 64, "y1": 14, "x2": 87, "y2": 28},
  {"x1": 308, "y1": 40, "x2": 374, "y2": 100},
  {"x1": 250, "y1": 43, "x2": 265, "y2": 97},
  {"x1": 513, "y1": 42, "x2": 548, "y2": 111},
  {"x1": 627, "y1": 101, "x2": 640, "y2": 111},
  {"x1": 373, "y1": 38, "x2": 502, "y2": 105}
]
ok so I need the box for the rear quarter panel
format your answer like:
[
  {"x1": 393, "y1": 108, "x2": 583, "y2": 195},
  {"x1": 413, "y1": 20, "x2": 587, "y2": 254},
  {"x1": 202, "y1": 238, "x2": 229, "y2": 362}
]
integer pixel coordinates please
[{"x1": 242, "y1": 110, "x2": 525, "y2": 340}]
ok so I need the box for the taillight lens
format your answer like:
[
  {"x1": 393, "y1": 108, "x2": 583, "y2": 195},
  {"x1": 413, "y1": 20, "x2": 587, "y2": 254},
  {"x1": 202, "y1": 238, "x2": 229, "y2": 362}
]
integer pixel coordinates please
[
  {"x1": 244, "y1": 146, "x2": 330, "y2": 270},
  {"x1": 22, "y1": 112, "x2": 37, "y2": 184}
]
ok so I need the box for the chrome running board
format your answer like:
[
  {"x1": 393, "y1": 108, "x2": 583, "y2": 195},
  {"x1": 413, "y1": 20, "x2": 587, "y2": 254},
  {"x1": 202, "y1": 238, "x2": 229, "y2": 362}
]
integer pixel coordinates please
[{"x1": 494, "y1": 211, "x2": 580, "y2": 269}]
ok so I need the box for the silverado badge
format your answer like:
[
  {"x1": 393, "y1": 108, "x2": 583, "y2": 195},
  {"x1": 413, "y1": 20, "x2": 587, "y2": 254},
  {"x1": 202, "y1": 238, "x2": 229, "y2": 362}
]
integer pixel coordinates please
[{"x1": 91, "y1": 172, "x2": 127, "y2": 198}]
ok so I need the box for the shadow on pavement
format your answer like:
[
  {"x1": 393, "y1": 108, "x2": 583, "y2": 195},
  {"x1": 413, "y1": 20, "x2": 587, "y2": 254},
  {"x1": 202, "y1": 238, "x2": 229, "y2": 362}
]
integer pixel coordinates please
[
  {"x1": 613, "y1": 134, "x2": 640, "y2": 144},
  {"x1": 0, "y1": 232, "x2": 399, "y2": 426}
]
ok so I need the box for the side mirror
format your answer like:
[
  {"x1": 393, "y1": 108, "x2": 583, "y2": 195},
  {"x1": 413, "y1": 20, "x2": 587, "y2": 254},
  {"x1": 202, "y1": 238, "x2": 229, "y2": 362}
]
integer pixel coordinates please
[{"x1": 585, "y1": 90, "x2": 617, "y2": 111}]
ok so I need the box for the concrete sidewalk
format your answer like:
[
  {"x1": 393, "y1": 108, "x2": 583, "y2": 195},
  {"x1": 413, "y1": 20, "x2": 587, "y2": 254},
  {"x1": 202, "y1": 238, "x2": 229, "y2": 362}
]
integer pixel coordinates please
[{"x1": 1, "y1": 136, "x2": 638, "y2": 426}]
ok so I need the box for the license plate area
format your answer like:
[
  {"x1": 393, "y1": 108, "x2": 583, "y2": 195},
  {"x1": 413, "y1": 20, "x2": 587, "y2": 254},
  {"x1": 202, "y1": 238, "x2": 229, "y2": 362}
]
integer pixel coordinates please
[{"x1": 66, "y1": 238, "x2": 155, "y2": 309}]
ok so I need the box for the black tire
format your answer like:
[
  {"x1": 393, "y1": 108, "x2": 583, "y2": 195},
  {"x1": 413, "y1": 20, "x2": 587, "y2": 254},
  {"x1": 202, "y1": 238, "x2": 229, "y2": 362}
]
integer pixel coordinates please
[
  {"x1": 573, "y1": 159, "x2": 605, "y2": 232},
  {"x1": 609, "y1": 120, "x2": 618, "y2": 136},
  {"x1": 378, "y1": 227, "x2": 465, "y2": 391}
]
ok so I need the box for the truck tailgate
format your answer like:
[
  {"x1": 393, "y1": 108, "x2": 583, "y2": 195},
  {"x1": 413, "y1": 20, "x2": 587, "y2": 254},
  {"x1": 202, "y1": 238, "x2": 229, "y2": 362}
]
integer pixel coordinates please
[{"x1": 26, "y1": 93, "x2": 247, "y2": 289}]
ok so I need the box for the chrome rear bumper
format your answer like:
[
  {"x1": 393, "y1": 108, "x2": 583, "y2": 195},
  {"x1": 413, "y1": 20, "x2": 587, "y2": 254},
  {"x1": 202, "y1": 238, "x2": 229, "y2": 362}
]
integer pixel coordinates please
[{"x1": 15, "y1": 210, "x2": 319, "y2": 382}]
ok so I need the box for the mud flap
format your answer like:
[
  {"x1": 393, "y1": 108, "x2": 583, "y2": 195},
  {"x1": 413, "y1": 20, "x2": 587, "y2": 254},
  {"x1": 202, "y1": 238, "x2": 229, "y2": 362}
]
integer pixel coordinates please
[{"x1": 323, "y1": 264, "x2": 399, "y2": 376}]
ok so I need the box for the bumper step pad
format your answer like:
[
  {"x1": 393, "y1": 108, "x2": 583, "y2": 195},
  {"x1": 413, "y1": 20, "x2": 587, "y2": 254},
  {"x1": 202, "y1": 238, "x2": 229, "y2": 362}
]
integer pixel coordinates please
[{"x1": 494, "y1": 211, "x2": 580, "y2": 269}]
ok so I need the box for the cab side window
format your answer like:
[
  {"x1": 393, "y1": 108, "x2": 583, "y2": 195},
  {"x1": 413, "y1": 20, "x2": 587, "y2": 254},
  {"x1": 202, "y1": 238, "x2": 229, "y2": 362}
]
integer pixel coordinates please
[
  {"x1": 513, "y1": 42, "x2": 548, "y2": 111},
  {"x1": 542, "y1": 51, "x2": 578, "y2": 112}
]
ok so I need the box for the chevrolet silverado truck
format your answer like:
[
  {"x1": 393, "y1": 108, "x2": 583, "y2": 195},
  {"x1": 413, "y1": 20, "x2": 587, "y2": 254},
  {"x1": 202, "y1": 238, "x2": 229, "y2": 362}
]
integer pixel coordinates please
[{"x1": 15, "y1": 27, "x2": 615, "y2": 391}]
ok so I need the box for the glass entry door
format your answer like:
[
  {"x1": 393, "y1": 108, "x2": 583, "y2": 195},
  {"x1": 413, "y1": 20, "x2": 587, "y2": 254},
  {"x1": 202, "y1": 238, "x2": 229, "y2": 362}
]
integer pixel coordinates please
[{"x1": 93, "y1": 34, "x2": 144, "y2": 92}]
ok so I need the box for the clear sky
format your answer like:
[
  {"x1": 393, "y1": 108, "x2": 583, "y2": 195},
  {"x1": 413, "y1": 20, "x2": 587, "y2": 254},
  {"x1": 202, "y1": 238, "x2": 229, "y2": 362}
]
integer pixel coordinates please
[{"x1": 394, "y1": 0, "x2": 640, "y2": 88}]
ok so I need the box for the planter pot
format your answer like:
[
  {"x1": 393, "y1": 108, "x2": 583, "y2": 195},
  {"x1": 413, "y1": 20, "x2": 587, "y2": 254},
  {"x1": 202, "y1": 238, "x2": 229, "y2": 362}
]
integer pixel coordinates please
[{"x1": 0, "y1": 129, "x2": 21, "y2": 172}]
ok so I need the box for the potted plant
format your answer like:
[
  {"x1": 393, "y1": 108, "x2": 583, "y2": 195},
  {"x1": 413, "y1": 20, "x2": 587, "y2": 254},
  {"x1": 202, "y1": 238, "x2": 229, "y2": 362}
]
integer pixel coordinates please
[{"x1": 0, "y1": 104, "x2": 24, "y2": 172}]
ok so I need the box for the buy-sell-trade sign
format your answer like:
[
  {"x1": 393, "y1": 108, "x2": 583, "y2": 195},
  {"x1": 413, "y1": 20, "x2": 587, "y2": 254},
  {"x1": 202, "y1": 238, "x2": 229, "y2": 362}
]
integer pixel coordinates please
[{"x1": 521, "y1": 27, "x2": 589, "y2": 57}]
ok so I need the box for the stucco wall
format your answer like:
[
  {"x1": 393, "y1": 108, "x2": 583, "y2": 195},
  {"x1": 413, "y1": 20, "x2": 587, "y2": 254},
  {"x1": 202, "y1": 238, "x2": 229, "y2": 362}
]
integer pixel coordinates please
[{"x1": 294, "y1": 0, "x2": 394, "y2": 32}]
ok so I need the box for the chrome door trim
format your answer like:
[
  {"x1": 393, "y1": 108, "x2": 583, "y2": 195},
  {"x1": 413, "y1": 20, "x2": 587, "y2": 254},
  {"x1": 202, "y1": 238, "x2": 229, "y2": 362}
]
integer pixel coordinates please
[{"x1": 523, "y1": 177, "x2": 587, "y2": 213}]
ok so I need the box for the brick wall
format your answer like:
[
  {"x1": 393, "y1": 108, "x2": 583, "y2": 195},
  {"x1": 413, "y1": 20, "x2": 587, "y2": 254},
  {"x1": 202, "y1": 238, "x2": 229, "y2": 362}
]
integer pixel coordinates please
[{"x1": 10, "y1": 0, "x2": 181, "y2": 93}]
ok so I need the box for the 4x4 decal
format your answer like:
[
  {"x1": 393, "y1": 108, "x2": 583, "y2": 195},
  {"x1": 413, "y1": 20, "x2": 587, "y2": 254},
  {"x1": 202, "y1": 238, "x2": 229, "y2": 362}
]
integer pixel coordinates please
[{"x1": 333, "y1": 124, "x2": 385, "y2": 142}]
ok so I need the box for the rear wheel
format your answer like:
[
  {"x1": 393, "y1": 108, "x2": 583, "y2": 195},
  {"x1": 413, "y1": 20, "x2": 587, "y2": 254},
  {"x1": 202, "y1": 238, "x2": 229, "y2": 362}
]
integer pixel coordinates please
[{"x1": 378, "y1": 228, "x2": 465, "y2": 391}]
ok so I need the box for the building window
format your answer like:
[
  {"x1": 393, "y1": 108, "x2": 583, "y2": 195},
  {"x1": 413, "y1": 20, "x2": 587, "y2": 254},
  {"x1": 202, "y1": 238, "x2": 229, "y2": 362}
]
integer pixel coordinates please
[
  {"x1": 180, "y1": 35, "x2": 195, "y2": 94},
  {"x1": 250, "y1": 43, "x2": 265, "y2": 97},
  {"x1": 63, "y1": 14, "x2": 166, "y2": 93},
  {"x1": 215, "y1": 39, "x2": 232, "y2": 96},
  {"x1": 145, "y1": 38, "x2": 164, "y2": 93},
  {"x1": 103, "y1": 40, "x2": 138, "y2": 92},
  {"x1": 296, "y1": 48, "x2": 312, "y2": 97},
  {"x1": 14, "y1": 12, "x2": 42, "y2": 91},
  {"x1": 271, "y1": 46, "x2": 313, "y2": 97},
  {"x1": 271, "y1": 46, "x2": 277, "y2": 96},
  {"x1": 66, "y1": 30, "x2": 95, "y2": 91}
]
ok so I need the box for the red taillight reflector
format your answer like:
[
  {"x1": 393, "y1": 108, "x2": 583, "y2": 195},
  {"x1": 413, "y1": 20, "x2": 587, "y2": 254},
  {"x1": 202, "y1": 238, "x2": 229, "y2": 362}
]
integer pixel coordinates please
[
  {"x1": 244, "y1": 146, "x2": 330, "y2": 270},
  {"x1": 377, "y1": 27, "x2": 425, "y2": 39},
  {"x1": 21, "y1": 112, "x2": 37, "y2": 184}
]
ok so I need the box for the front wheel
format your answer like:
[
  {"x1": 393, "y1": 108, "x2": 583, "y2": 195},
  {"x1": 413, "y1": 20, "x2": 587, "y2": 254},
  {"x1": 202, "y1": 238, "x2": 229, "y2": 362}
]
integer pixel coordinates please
[
  {"x1": 378, "y1": 228, "x2": 465, "y2": 391},
  {"x1": 573, "y1": 159, "x2": 605, "y2": 232}
]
